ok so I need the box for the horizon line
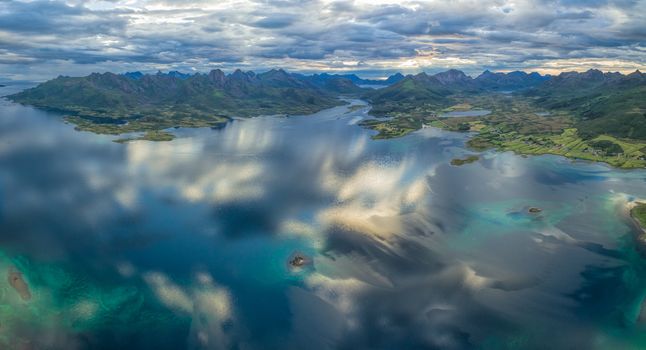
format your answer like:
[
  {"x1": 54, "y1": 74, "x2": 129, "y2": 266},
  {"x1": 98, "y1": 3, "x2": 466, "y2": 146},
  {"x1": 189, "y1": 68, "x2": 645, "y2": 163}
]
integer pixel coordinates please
[{"x1": 6, "y1": 67, "x2": 643, "y2": 84}]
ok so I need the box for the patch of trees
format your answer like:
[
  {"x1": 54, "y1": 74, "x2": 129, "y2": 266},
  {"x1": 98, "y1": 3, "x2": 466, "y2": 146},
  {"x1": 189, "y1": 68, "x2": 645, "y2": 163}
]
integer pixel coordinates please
[{"x1": 589, "y1": 140, "x2": 623, "y2": 155}]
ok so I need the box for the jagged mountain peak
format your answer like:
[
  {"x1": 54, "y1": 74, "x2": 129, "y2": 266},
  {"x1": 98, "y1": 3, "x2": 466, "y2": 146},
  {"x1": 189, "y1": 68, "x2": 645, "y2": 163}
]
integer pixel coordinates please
[{"x1": 433, "y1": 69, "x2": 472, "y2": 85}]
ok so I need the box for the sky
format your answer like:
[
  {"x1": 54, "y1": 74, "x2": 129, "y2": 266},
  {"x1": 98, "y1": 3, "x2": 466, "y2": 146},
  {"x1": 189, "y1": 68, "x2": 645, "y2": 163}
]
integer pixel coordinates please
[{"x1": 0, "y1": 0, "x2": 645, "y2": 81}]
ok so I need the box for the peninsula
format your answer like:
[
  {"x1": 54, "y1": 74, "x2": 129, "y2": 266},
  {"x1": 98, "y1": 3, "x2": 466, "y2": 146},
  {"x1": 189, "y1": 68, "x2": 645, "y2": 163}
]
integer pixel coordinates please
[
  {"x1": 631, "y1": 202, "x2": 646, "y2": 235},
  {"x1": 361, "y1": 69, "x2": 646, "y2": 168}
]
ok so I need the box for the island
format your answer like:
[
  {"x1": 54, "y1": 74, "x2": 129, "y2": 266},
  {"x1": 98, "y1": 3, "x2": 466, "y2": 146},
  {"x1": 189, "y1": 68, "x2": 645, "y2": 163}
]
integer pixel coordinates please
[
  {"x1": 7, "y1": 69, "x2": 366, "y2": 142},
  {"x1": 288, "y1": 253, "x2": 309, "y2": 268},
  {"x1": 450, "y1": 155, "x2": 480, "y2": 166},
  {"x1": 361, "y1": 69, "x2": 646, "y2": 169}
]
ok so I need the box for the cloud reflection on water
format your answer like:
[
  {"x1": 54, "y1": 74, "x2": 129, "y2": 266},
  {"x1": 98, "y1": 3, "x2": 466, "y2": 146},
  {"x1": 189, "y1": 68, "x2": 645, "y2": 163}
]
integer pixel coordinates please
[{"x1": 2, "y1": 102, "x2": 646, "y2": 349}]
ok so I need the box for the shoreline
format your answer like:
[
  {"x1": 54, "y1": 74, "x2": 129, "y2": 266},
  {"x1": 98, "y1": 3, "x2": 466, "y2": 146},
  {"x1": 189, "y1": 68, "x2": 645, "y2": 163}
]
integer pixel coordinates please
[
  {"x1": 365, "y1": 122, "x2": 646, "y2": 169},
  {"x1": 361, "y1": 95, "x2": 646, "y2": 170},
  {"x1": 628, "y1": 201, "x2": 646, "y2": 234},
  {"x1": 622, "y1": 199, "x2": 646, "y2": 255}
]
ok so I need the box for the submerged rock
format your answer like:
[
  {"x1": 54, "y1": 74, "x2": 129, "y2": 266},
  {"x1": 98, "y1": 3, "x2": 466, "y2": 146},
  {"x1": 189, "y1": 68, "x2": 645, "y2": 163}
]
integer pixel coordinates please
[
  {"x1": 290, "y1": 255, "x2": 305, "y2": 267},
  {"x1": 8, "y1": 267, "x2": 31, "y2": 301}
]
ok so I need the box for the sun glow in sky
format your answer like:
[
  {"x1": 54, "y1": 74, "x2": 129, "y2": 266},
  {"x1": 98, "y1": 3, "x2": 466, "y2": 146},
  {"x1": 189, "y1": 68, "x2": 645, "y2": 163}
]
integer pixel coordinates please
[{"x1": 0, "y1": 0, "x2": 644, "y2": 81}]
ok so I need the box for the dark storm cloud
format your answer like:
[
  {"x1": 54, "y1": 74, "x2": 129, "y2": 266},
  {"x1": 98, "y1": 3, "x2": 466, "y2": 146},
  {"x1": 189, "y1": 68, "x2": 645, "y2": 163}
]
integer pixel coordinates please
[{"x1": 0, "y1": 0, "x2": 644, "y2": 80}]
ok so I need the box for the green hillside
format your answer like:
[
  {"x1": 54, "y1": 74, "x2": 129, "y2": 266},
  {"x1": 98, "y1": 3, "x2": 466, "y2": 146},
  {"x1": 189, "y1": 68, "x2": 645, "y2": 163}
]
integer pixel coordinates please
[
  {"x1": 525, "y1": 70, "x2": 646, "y2": 140},
  {"x1": 363, "y1": 73, "x2": 453, "y2": 117},
  {"x1": 7, "y1": 69, "x2": 352, "y2": 137}
]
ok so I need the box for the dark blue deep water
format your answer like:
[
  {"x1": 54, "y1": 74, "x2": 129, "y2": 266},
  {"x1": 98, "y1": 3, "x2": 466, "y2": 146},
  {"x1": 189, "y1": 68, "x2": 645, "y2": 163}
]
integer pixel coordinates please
[{"x1": 1, "y1": 91, "x2": 646, "y2": 349}]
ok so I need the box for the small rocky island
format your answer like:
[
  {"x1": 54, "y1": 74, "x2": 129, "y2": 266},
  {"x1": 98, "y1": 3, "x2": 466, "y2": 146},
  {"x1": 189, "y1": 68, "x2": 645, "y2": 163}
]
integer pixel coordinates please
[
  {"x1": 450, "y1": 155, "x2": 480, "y2": 166},
  {"x1": 288, "y1": 253, "x2": 309, "y2": 268},
  {"x1": 528, "y1": 207, "x2": 543, "y2": 214}
]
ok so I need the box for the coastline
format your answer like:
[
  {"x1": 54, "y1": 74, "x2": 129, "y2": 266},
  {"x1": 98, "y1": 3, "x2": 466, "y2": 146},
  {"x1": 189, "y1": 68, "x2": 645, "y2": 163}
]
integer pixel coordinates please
[
  {"x1": 471, "y1": 130, "x2": 646, "y2": 169},
  {"x1": 362, "y1": 120, "x2": 646, "y2": 169},
  {"x1": 361, "y1": 93, "x2": 646, "y2": 170},
  {"x1": 628, "y1": 201, "x2": 646, "y2": 234},
  {"x1": 622, "y1": 199, "x2": 646, "y2": 255}
]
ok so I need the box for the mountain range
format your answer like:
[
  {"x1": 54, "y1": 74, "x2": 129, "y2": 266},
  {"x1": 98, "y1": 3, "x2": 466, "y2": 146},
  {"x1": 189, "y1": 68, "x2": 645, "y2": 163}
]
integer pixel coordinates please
[
  {"x1": 124, "y1": 71, "x2": 405, "y2": 86},
  {"x1": 365, "y1": 68, "x2": 645, "y2": 140},
  {"x1": 8, "y1": 69, "x2": 357, "y2": 119},
  {"x1": 6, "y1": 68, "x2": 646, "y2": 140},
  {"x1": 525, "y1": 69, "x2": 646, "y2": 139},
  {"x1": 300, "y1": 72, "x2": 405, "y2": 86},
  {"x1": 364, "y1": 69, "x2": 552, "y2": 113}
]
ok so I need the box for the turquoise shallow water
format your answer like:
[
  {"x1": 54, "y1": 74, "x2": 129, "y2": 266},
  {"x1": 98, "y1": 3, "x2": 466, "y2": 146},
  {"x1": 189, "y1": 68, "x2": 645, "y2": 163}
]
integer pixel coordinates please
[{"x1": 1, "y1": 94, "x2": 646, "y2": 349}]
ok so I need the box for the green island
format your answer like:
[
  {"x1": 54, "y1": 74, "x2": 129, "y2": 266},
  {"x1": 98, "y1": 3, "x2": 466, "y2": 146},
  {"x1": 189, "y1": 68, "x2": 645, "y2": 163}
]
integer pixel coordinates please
[
  {"x1": 361, "y1": 69, "x2": 646, "y2": 168},
  {"x1": 64, "y1": 111, "x2": 230, "y2": 139},
  {"x1": 450, "y1": 155, "x2": 480, "y2": 166},
  {"x1": 8, "y1": 69, "x2": 365, "y2": 142}
]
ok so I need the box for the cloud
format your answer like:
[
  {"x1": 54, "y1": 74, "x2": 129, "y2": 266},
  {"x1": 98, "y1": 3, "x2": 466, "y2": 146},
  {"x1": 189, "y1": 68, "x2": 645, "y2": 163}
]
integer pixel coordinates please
[
  {"x1": 251, "y1": 14, "x2": 298, "y2": 28},
  {"x1": 144, "y1": 270, "x2": 240, "y2": 349},
  {"x1": 1, "y1": 91, "x2": 635, "y2": 349},
  {"x1": 0, "y1": 0, "x2": 643, "y2": 80},
  {"x1": 0, "y1": 1, "x2": 127, "y2": 35}
]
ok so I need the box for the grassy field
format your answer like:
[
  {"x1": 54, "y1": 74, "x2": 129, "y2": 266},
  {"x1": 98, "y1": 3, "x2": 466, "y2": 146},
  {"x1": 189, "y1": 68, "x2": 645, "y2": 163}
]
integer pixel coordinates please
[
  {"x1": 361, "y1": 93, "x2": 646, "y2": 168},
  {"x1": 471, "y1": 128, "x2": 646, "y2": 168}
]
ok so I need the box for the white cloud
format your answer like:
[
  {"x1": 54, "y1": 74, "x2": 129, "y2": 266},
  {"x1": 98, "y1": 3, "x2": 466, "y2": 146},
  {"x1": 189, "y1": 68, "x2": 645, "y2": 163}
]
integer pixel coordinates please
[{"x1": 0, "y1": 0, "x2": 643, "y2": 81}]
